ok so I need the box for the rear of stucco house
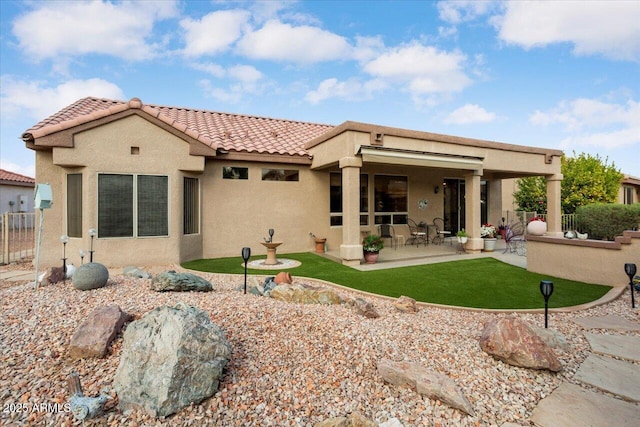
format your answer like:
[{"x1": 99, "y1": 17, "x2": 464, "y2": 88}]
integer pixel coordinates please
[{"x1": 22, "y1": 97, "x2": 564, "y2": 268}]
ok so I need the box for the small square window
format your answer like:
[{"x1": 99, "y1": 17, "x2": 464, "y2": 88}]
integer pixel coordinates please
[
  {"x1": 262, "y1": 169, "x2": 299, "y2": 181},
  {"x1": 131, "y1": 146, "x2": 140, "y2": 155}
]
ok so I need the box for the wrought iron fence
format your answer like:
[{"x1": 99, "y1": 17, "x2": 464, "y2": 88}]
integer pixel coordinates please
[
  {"x1": 502, "y1": 211, "x2": 576, "y2": 232},
  {"x1": 1, "y1": 212, "x2": 36, "y2": 264}
]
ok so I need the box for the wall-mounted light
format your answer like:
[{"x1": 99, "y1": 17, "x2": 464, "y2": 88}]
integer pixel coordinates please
[{"x1": 434, "y1": 185, "x2": 440, "y2": 194}]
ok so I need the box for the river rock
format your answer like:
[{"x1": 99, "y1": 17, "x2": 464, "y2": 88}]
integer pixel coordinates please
[
  {"x1": 150, "y1": 271, "x2": 213, "y2": 292},
  {"x1": 393, "y1": 295, "x2": 418, "y2": 313},
  {"x1": 123, "y1": 266, "x2": 152, "y2": 279},
  {"x1": 113, "y1": 303, "x2": 231, "y2": 417},
  {"x1": 377, "y1": 358, "x2": 475, "y2": 416},
  {"x1": 479, "y1": 316, "x2": 563, "y2": 372},
  {"x1": 72, "y1": 263, "x2": 109, "y2": 290},
  {"x1": 269, "y1": 283, "x2": 342, "y2": 305},
  {"x1": 353, "y1": 298, "x2": 380, "y2": 318},
  {"x1": 69, "y1": 305, "x2": 130, "y2": 359}
]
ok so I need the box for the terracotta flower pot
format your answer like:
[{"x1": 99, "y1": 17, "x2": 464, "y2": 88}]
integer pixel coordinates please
[
  {"x1": 314, "y1": 238, "x2": 327, "y2": 253},
  {"x1": 363, "y1": 251, "x2": 379, "y2": 264}
]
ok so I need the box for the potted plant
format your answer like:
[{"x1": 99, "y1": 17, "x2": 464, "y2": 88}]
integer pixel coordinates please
[
  {"x1": 498, "y1": 217, "x2": 506, "y2": 240},
  {"x1": 527, "y1": 217, "x2": 547, "y2": 235},
  {"x1": 309, "y1": 232, "x2": 327, "y2": 253},
  {"x1": 456, "y1": 229, "x2": 468, "y2": 244},
  {"x1": 362, "y1": 234, "x2": 384, "y2": 264},
  {"x1": 480, "y1": 223, "x2": 497, "y2": 252}
]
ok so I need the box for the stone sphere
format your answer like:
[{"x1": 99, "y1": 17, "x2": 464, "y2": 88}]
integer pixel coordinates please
[{"x1": 72, "y1": 262, "x2": 109, "y2": 290}]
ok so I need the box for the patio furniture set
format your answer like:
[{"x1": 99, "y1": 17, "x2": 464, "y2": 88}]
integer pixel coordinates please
[{"x1": 377, "y1": 218, "x2": 453, "y2": 250}]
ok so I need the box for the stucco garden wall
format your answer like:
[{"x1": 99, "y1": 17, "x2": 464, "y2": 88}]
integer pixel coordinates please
[{"x1": 527, "y1": 231, "x2": 640, "y2": 287}]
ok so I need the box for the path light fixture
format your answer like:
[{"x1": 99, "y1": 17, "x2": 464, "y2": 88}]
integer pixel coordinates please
[
  {"x1": 88, "y1": 228, "x2": 96, "y2": 262},
  {"x1": 624, "y1": 263, "x2": 637, "y2": 308},
  {"x1": 60, "y1": 235, "x2": 69, "y2": 275},
  {"x1": 242, "y1": 247, "x2": 251, "y2": 294},
  {"x1": 79, "y1": 250, "x2": 86, "y2": 265},
  {"x1": 540, "y1": 280, "x2": 554, "y2": 328},
  {"x1": 268, "y1": 228, "x2": 274, "y2": 243}
]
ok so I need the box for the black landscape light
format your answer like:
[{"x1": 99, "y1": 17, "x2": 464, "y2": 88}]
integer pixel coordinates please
[
  {"x1": 88, "y1": 228, "x2": 96, "y2": 262},
  {"x1": 60, "y1": 235, "x2": 69, "y2": 278},
  {"x1": 268, "y1": 228, "x2": 274, "y2": 243},
  {"x1": 242, "y1": 247, "x2": 251, "y2": 294},
  {"x1": 540, "y1": 280, "x2": 554, "y2": 328},
  {"x1": 624, "y1": 263, "x2": 637, "y2": 308}
]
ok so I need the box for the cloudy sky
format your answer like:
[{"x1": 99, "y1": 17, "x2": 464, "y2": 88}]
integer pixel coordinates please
[{"x1": 1, "y1": 0, "x2": 639, "y2": 178}]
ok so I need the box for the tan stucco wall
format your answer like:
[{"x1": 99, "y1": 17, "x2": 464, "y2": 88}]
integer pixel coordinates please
[
  {"x1": 201, "y1": 161, "x2": 330, "y2": 259},
  {"x1": 35, "y1": 115, "x2": 205, "y2": 268},
  {"x1": 527, "y1": 232, "x2": 640, "y2": 287}
]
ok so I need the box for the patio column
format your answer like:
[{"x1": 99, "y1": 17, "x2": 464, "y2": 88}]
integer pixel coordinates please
[
  {"x1": 339, "y1": 156, "x2": 363, "y2": 266},
  {"x1": 545, "y1": 173, "x2": 563, "y2": 236},
  {"x1": 464, "y1": 170, "x2": 483, "y2": 253}
]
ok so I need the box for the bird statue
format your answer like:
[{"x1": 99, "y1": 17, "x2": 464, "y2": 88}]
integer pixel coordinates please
[
  {"x1": 67, "y1": 371, "x2": 112, "y2": 422},
  {"x1": 575, "y1": 231, "x2": 588, "y2": 240}
]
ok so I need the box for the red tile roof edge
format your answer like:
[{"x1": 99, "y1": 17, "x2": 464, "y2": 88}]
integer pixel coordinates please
[{"x1": 0, "y1": 169, "x2": 35, "y2": 185}]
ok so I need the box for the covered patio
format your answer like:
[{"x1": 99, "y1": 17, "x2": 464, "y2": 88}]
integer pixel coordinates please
[
  {"x1": 306, "y1": 121, "x2": 563, "y2": 266},
  {"x1": 323, "y1": 237, "x2": 528, "y2": 271}
]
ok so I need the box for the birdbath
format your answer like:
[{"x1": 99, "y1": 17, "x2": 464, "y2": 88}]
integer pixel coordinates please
[{"x1": 260, "y1": 242, "x2": 283, "y2": 265}]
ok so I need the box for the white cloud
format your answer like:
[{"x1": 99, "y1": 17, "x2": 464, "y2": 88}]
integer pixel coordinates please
[
  {"x1": 444, "y1": 104, "x2": 497, "y2": 124},
  {"x1": 495, "y1": 1, "x2": 640, "y2": 61},
  {"x1": 180, "y1": 10, "x2": 251, "y2": 57},
  {"x1": 0, "y1": 76, "x2": 125, "y2": 121},
  {"x1": 530, "y1": 98, "x2": 640, "y2": 150},
  {"x1": 305, "y1": 78, "x2": 387, "y2": 105},
  {"x1": 190, "y1": 62, "x2": 226, "y2": 78},
  {"x1": 363, "y1": 43, "x2": 472, "y2": 94},
  {"x1": 12, "y1": 0, "x2": 179, "y2": 62},
  {"x1": 437, "y1": 0, "x2": 496, "y2": 25},
  {"x1": 236, "y1": 20, "x2": 352, "y2": 64},
  {"x1": 228, "y1": 65, "x2": 263, "y2": 84}
]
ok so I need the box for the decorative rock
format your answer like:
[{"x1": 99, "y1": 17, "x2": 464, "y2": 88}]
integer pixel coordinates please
[
  {"x1": 379, "y1": 419, "x2": 404, "y2": 427},
  {"x1": 72, "y1": 263, "x2": 109, "y2": 290},
  {"x1": 532, "y1": 326, "x2": 569, "y2": 351},
  {"x1": 393, "y1": 295, "x2": 418, "y2": 313},
  {"x1": 353, "y1": 298, "x2": 380, "y2": 318},
  {"x1": 314, "y1": 412, "x2": 376, "y2": 427},
  {"x1": 150, "y1": 270, "x2": 213, "y2": 292},
  {"x1": 69, "y1": 305, "x2": 130, "y2": 359},
  {"x1": 479, "y1": 316, "x2": 563, "y2": 372},
  {"x1": 123, "y1": 266, "x2": 152, "y2": 279},
  {"x1": 274, "y1": 271, "x2": 293, "y2": 284},
  {"x1": 377, "y1": 359, "x2": 475, "y2": 416},
  {"x1": 41, "y1": 266, "x2": 65, "y2": 286},
  {"x1": 113, "y1": 303, "x2": 231, "y2": 417},
  {"x1": 270, "y1": 283, "x2": 342, "y2": 305}
]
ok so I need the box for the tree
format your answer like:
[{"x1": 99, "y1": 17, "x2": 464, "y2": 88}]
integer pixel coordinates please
[{"x1": 513, "y1": 152, "x2": 623, "y2": 214}]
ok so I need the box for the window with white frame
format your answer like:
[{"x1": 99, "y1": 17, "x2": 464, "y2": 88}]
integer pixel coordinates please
[
  {"x1": 98, "y1": 174, "x2": 168, "y2": 238},
  {"x1": 329, "y1": 172, "x2": 369, "y2": 226},
  {"x1": 374, "y1": 175, "x2": 407, "y2": 225},
  {"x1": 623, "y1": 186, "x2": 634, "y2": 205}
]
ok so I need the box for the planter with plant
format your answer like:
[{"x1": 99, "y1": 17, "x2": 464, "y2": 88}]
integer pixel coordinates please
[
  {"x1": 362, "y1": 234, "x2": 384, "y2": 263},
  {"x1": 481, "y1": 223, "x2": 497, "y2": 252},
  {"x1": 456, "y1": 229, "x2": 468, "y2": 244}
]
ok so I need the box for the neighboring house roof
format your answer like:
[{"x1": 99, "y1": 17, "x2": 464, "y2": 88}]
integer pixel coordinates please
[
  {"x1": 0, "y1": 169, "x2": 35, "y2": 187},
  {"x1": 22, "y1": 97, "x2": 334, "y2": 157},
  {"x1": 622, "y1": 175, "x2": 640, "y2": 186}
]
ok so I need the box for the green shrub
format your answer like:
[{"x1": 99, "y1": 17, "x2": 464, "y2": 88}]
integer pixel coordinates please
[{"x1": 576, "y1": 203, "x2": 640, "y2": 240}]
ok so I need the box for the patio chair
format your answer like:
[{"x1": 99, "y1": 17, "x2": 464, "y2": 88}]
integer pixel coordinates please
[
  {"x1": 432, "y1": 217, "x2": 452, "y2": 245},
  {"x1": 406, "y1": 218, "x2": 428, "y2": 247},
  {"x1": 378, "y1": 223, "x2": 396, "y2": 250},
  {"x1": 504, "y1": 221, "x2": 525, "y2": 254}
]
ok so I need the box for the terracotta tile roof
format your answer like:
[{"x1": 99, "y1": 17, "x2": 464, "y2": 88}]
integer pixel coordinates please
[
  {"x1": 0, "y1": 169, "x2": 35, "y2": 185},
  {"x1": 22, "y1": 97, "x2": 334, "y2": 157}
]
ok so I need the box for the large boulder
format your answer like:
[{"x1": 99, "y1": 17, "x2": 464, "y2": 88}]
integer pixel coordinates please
[
  {"x1": 479, "y1": 316, "x2": 563, "y2": 372},
  {"x1": 150, "y1": 271, "x2": 213, "y2": 292},
  {"x1": 69, "y1": 305, "x2": 130, "y2": 359},
  {"x1": 269, "y1": 283, "x2": 342, "y2": 305},
  {"x1": 113, "y1": 303, "x2": 231, "y2": 417},
  {"x1": 377, "y1": 359, "x2": 475, "y2": 416},
  {"x1": 72, "y1": 263, "x2": 109, "y2": 290}
]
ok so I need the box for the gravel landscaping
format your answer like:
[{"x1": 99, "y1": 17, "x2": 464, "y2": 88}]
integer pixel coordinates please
[{"x1": 1, "y1": 266, "x2": 638, "y2": 426}]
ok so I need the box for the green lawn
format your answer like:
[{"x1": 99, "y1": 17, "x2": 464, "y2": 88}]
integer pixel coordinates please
[{"x1": 182, "y1": 253, "x2": 611, "y2": 309}]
